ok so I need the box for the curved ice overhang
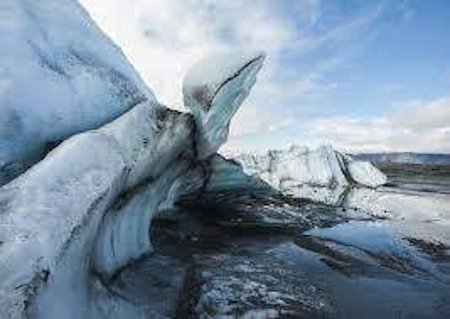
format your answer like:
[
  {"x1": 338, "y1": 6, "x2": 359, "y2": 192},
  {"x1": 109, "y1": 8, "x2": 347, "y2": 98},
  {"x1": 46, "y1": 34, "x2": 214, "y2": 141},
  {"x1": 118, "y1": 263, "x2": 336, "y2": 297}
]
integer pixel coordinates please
[
  {"x1": 92, "y1": 53, "x2": 267, "y2": 277},
  {"x1": 183, "y1": 52, "x2": 266, "y2": 159},
  {"x1": 0, "y1": 100, "x2": 197, "y2": 317}
]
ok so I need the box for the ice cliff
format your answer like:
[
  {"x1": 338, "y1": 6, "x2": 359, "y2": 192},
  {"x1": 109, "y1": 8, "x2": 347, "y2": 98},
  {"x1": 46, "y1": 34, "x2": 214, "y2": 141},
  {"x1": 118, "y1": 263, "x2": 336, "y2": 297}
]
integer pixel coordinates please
[
  {"x1": 234, "y1": 145, "x2": 387, "y2": 189},
  {"x1": 0, "y1": 1, "x2": 265, "y2": 317}
]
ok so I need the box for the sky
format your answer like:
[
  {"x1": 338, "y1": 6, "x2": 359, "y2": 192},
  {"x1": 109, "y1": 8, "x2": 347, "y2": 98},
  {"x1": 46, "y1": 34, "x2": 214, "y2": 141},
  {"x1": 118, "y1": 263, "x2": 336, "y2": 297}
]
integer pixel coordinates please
[{"x1": 79, "y1": 0, "x2": 450, "y2": 154}]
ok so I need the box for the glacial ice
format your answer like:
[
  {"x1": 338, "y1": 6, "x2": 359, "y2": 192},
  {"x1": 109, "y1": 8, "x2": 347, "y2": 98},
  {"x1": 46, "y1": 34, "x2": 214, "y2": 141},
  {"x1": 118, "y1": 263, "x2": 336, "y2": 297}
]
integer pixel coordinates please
[
  {"x1": 0, "y1": 0, "x2": 155, "y2": 186},
  {"x1": 183, "y1": 52, "x2": 265, "y2": 159},
  {"x1": 205, "y1": 155, "x2": 275, "y2": 192},
  {"x1": 0, "y1": 1, "x2": 265, "y2": 317},
  {"x1": 347, "y1": 160, "x2": 387, "y2": 188},
  {"x1": 200, "y1": 145, "x2": 388, "y2": 205},
  {"x1": 234, "y1": 144, "x2": 387, "y2": 192}
]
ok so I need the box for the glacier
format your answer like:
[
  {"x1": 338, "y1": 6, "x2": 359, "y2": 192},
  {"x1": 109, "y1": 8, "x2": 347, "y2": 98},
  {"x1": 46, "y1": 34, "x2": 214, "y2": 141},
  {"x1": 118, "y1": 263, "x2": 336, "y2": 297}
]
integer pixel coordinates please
[
  {"x1": 0, "y1": 1, "x2": 265, "y2": 317},
  {"x1": 214, "y1": 147, "x2": 450, "y2": 223}
]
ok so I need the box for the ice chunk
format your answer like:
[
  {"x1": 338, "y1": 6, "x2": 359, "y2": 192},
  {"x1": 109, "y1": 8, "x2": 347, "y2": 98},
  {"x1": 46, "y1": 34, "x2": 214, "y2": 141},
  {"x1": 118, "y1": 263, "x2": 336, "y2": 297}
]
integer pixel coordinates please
[
  {"x1": 0, "y1": 2, "x2": 269, "y2": 317},
  {"x1": 183, "y1": 52, "x2": 265, "y2": 159},
  {"x1": 205, "y1": 155, "x2": 275, "y2": 192},
  {"x1": 231, "y1": 144, "x2": 387, "y2": 197}
]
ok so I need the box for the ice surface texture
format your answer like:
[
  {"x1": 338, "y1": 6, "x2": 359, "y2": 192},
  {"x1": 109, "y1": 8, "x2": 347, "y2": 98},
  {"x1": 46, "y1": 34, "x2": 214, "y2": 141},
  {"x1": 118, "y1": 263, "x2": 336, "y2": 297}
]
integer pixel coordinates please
[{"x1": 0, "y1": 0, "x2": 155, "y2": 186}]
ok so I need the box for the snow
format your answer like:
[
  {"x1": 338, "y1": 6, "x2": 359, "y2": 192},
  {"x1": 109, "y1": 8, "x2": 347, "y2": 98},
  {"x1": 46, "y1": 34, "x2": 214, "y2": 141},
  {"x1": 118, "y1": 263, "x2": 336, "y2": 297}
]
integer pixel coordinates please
[
  {"x1": 0, "y1": 0, "x2": 155, "y2": 186},
  {"x1": 183, "y1": 52, "x2": 265, "y2": 159}
]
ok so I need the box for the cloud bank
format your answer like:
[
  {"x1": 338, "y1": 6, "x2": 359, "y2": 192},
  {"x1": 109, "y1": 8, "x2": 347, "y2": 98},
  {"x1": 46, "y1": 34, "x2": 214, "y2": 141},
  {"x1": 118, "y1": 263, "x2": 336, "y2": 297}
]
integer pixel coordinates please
[{"x1": 310, "y1": 97, "x2": 450, "y2": 153}]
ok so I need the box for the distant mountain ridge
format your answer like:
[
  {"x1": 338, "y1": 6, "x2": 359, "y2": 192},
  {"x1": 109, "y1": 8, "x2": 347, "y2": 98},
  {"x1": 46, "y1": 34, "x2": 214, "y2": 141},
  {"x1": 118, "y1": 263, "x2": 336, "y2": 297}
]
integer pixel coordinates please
[{"x1": 351, "y1": 153, "x2": 450, "y2": 164}]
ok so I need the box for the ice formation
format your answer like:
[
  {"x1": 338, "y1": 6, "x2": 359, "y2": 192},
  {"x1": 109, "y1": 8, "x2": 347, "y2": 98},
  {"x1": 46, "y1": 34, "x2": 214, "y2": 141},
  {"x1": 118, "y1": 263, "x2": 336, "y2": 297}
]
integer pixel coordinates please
[
  {"x1": 234, "y1": 145, "x2": 387, "y2": 191},
  {"x1": 213, "y1": 148, "x2": 449, "y2": 221},
  {"x1": 347, "y1": 160, "x2": 387, "y2": 188},
  {"x1": 0, "y1": 1, "x2": 265, "y2": 317},
  {"x1": 205, "y1": 155, "x2": 275, "y2": 192},
  {"x1": 183, "y1": 52, "x2": 265, "y2": 159},
  {"x1": 201, "y1": 145, "x2": 388, "y2": 205}
]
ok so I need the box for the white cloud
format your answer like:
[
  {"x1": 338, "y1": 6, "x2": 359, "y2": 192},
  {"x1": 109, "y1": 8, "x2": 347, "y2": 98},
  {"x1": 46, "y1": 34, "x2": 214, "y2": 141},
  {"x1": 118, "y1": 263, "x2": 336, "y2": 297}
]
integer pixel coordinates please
[
  {"x1": 78, "y1": 0, "x2": 334, "y2": 150},
  {"x1": 393, "y1": 97, "x2": 450, "y2": 132},
  {"x1": 229, "y1": 104, "x2": 295, "y2": 136},
  {"x1": 308, "y1": 97, "x2": 450, "y2": 153}
]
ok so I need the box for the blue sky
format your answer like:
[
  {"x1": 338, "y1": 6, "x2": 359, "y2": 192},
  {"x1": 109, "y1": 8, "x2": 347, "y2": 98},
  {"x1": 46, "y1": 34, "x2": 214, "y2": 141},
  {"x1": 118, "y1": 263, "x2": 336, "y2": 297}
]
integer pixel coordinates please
[{"x1": 81, "y1": 0, "x2": 450, "y2": 153}]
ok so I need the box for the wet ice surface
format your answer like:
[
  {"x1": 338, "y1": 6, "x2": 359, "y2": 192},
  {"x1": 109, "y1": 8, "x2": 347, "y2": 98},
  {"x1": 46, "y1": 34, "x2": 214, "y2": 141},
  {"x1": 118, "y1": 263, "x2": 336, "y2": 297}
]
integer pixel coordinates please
[{"x1": 119, "y1": 167, "x2": 449, "y2": 318}]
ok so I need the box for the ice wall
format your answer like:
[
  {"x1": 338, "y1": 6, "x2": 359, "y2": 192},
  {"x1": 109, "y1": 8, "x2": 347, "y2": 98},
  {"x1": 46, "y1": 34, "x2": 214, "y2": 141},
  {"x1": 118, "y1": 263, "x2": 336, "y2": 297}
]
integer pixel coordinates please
[
  {"x1": 235, "y1": 145, "x2": 387, "y2": 192},
  {"x1": 200, "y1": 145, "x2": 387, "y2": 205}
]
